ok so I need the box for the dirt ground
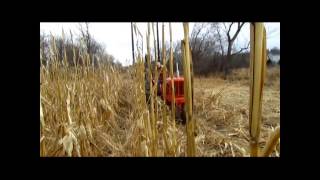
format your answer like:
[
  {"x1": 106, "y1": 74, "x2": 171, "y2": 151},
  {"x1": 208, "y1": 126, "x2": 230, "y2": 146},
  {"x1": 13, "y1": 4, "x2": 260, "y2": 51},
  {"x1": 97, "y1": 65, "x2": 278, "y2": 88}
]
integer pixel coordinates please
[{"x1": 175, "y1": 68, "x2": 280, "y2": 157}]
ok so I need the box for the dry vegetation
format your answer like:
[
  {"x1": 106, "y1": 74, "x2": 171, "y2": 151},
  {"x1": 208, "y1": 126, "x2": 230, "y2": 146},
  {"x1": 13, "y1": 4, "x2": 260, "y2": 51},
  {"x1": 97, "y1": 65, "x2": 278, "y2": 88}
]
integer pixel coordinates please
[
  {"x1": 40, "y1": 23, "x2": 279, "y2": 157},
  {"x1": 40, "y1": 58, "x2": 280, "y2": 157},
  {"x1": 193, "y1": 67, "x2": 280, "y2": 156},
  {"x1": 40, "y1": 51, "x2": 187, "y2": 156}
]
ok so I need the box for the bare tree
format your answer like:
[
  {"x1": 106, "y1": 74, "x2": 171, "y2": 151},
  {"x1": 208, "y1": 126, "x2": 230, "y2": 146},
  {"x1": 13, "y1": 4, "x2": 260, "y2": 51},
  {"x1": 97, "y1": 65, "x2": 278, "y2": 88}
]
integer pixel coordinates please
[
  {"x1": 78, "y1": 23, "x2": 92, "y2": 55},
  {"x1": 171, "y1": 23, "x2": 249, "y2": 76},
  {"x1": 224, "y1": 22, "x2": 246, "y2": 56},
  {"x1": 77, "y1": 23, "x2": 108, "y2": 66},
  {"x1": 40, "y1": 32, "x2": 50, "y2": 66},
  {"x1": 214, "y1": 24, "x2": 225, "y2": 56},
  {"x1": 190, "y1": 23, "x2": 215, "y2": 58},
  {"x1": 222, "y1": 22, "x2": 248, "y2": 77},
  {"x1": 190, "y1": 23, "x2": 223, "y2": 74},
  {"x1": 40, "y1": 24, "x2": 116, "y2": 68}
]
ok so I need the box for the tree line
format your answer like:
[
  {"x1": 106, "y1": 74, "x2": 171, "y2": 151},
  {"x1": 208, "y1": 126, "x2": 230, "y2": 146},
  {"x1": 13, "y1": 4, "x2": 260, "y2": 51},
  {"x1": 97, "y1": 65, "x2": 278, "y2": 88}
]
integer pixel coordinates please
[
  {"x1": 41, "y1": 23, "x2": 279, "y2": 76},
  {"x1": 40, "y1": 23, "x2": 122, "y2": 69},
  {"x1": 157, "y1": 23, "x2": 279, "y2": 77}
]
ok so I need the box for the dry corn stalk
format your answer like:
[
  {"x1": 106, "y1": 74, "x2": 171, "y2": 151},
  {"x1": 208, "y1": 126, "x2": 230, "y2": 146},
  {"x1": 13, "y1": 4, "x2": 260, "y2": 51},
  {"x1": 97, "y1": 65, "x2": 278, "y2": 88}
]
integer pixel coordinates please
[
  {"x1": 182, "y1": 23, "x2": 196, "y2": 156},
  {"x1": 146, "y1": 23, "x2": 156, "y2": 156},
  {"x1": 162, "y1": 23, "x2": 167, "y2": 108},
  {"x1": 161, "y1": 23, "x2": 170, "y2": 155},
  {"x1": 66, "y1": 89, "x2": 73, "y2": 125},
  {"x1": 59, "y1": 127, "x2": 81, "y2": 157},
  {"x1": 169, "y1": 23, "x2": 177, "y2": 156},
  {"x1": 249, "y1": 23, "x2": 267, "y2": 157},
  {"x1": 40, "y1": 95, "x2": 45, "y2": 128},
  {"x1": 152, "y1": 23, "x2": 159, "y2": 131},
  {"x1": 40, "y1": 94, "x2": 46, "y2": 156},
  {"x1": 261, "y1": 126, "x2": 280, "y2": 156}
]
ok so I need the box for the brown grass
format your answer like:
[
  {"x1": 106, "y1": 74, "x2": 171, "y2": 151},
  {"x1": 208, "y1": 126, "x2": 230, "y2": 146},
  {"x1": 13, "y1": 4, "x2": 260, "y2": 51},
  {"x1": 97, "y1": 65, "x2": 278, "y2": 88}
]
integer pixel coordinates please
[
  {"x1": 227, "y1": 66, "x2": 279, "y2": 87},
  {"x1": 193, "y1": 66, "x2": 280, "y2": 156},
  {"x1": 40, "y1": 35, "x2": 280, "y2": 157},
  {"x1": 41, "y1": 62, "x2": 280, "y2": 157}
]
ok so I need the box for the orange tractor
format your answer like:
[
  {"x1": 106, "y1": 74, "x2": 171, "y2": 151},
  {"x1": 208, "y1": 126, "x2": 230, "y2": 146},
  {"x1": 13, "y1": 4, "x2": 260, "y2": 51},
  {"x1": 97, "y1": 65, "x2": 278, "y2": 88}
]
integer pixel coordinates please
[{"x1": 152, "y1": 62, "x2": 193, "y2": 124}]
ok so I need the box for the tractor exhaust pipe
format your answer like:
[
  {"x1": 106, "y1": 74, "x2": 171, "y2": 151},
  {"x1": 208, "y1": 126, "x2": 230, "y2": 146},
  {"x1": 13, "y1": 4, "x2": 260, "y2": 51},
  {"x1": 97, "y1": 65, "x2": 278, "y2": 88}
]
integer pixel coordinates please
[{"x1": 176, "y1": 62, "x2": 180, "y2": 77}]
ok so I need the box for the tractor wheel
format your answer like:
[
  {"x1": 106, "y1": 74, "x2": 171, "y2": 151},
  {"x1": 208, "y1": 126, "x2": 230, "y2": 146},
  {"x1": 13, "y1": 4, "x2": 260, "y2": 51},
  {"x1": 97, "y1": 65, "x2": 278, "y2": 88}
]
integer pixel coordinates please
[
  {"x1": 181, "y1": 108, "x2": 186, "y2": 124},
  {"x1": 175, "y1": 105, "x2": 186, "y2": 125}
]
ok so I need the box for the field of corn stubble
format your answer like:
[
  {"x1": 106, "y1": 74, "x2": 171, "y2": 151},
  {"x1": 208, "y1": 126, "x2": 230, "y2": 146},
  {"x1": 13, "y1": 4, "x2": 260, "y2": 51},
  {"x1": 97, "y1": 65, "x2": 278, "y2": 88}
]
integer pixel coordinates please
[
  {"x1": 40, "y1": 56, "x2": 280, "y2": 157},
  {"x1": 40, "y1": 23, "x2": 279, "y2": 157}
]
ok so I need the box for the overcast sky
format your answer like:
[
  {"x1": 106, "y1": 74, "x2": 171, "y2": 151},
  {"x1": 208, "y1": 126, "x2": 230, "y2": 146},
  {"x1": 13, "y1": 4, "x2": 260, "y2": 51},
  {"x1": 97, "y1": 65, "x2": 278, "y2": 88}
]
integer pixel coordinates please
[{"x1": 40, "y1": 22, "x2": 280, "y2": 66}]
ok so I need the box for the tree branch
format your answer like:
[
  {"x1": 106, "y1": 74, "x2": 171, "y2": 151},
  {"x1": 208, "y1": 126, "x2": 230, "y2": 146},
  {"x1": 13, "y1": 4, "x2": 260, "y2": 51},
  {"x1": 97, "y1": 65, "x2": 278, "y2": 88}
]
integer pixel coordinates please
[
  {"x1": 236, "y1": 23, "x2": 242, "y2": 40},
  {"x1": 198, "y1": 29, "x2": 209, "y2": 53},
  {"x1": 231, "y1": 22, "x2": 245, "y2": 42},
  {"x1": 216, "y1": 27, "x2": 225, "y2": 56},
  {"x1": 191, "y1": 26, "x2": 202, "y2": 51},
  {"x1": 232, "y1": 41, "x2": 250, "y2": 55},
  {"x1": 226, "y1": 23, "x2": 234, "y2": 41}
]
